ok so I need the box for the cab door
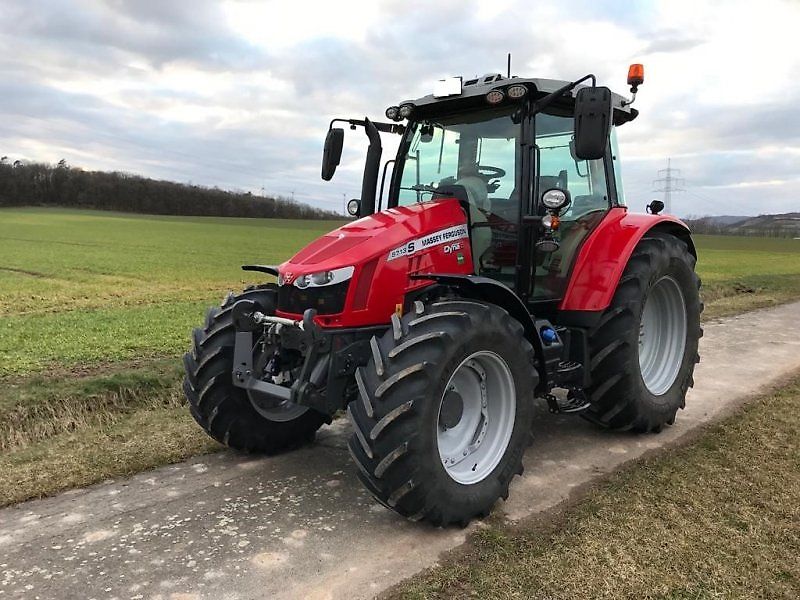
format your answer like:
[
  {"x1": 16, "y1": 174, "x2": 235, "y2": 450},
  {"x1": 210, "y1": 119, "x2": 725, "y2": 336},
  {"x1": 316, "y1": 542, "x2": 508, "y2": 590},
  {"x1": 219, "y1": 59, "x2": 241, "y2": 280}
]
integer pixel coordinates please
[{"x1": 529, "y1": 111, "x2": 612, "y2": 303}]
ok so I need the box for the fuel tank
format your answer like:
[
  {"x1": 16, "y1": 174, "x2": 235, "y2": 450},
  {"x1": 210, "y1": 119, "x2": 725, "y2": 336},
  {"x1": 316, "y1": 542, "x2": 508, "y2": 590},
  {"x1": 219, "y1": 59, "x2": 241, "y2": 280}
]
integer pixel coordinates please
[{"x1": 276, "y1": 198, "x2": 473, "y2": 328}]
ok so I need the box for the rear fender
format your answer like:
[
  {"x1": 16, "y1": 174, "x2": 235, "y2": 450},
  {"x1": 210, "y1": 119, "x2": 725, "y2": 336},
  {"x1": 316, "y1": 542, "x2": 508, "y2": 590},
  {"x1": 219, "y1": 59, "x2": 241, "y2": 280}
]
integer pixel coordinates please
[{"x1": 559, "y1": 208, "x2": 695, "y2": 312}]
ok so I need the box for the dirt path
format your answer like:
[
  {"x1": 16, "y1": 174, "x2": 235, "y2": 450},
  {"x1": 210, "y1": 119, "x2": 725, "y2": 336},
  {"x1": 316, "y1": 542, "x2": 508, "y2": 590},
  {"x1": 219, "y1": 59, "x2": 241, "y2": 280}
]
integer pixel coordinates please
[{"x1": 2, "y1": 301, "x2": 800, "y2": 600}]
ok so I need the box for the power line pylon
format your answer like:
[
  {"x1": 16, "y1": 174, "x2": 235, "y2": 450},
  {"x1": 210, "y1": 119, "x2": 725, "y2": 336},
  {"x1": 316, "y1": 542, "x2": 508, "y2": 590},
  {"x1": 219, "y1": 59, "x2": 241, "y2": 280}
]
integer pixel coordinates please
[{"x1": 652, "y1": 158, "x2": 685, "y2": 214}]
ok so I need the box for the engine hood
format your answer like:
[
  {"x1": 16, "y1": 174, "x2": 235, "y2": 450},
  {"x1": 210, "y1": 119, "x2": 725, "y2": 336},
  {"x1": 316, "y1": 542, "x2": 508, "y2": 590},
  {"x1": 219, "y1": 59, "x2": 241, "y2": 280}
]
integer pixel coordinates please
[
  {"x1": 277, "y1": 197, "x2": 474, "y2": 327},
  {"x1": 280, "y1": 198, "x2": 468, "y2": 276}
]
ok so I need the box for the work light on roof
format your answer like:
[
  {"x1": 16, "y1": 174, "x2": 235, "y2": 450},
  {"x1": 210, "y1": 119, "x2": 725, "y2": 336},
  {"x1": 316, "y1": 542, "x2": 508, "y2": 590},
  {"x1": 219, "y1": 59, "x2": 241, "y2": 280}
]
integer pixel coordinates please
[
  {"x1": 385, "y1": 106, "x2": 400, "y2": 121},
  {"x1": 485, "y1": 89, "x2": 505, "y2": 104},
  {"x1": 507, "y1": 84, "x2": 527, "y2": 99},
  {"x1": 398, "y1": 104, "x2": 415, "y2": 119}
]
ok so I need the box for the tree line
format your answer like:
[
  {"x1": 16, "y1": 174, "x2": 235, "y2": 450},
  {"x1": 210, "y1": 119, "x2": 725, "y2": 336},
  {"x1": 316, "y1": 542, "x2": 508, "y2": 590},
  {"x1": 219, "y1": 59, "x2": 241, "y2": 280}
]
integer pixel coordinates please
[{"x1": 0, "y1": 158, "x2": 340, "y2": 220}]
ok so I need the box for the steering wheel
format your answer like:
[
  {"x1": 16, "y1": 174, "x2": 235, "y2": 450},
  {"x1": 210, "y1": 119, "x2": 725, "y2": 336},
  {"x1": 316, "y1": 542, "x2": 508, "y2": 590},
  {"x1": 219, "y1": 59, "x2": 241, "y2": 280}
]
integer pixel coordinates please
[{"x1": 476, "y1": 165, "x2": 506, "y2": 180}]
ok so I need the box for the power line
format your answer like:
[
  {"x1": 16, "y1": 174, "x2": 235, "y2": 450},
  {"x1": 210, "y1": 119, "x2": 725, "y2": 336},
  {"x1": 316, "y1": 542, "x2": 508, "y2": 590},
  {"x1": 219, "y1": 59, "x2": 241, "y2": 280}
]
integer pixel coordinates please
[{"x1": 652, "y1": 158, "x2": 685, "y2": 214}]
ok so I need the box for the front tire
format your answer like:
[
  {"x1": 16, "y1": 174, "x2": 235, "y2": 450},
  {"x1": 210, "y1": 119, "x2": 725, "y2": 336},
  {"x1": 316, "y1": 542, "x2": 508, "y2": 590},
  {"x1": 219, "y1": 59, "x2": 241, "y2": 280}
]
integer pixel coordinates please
[
  {"x1": 348, "y1": 299, "x2": 537, "y2": 526},
  {"x1": 182, "y1": 287, "x2": 328, "y2": 453},
  {"x1": 584, "y1": 233, "x2": 702, "y2": 432}
]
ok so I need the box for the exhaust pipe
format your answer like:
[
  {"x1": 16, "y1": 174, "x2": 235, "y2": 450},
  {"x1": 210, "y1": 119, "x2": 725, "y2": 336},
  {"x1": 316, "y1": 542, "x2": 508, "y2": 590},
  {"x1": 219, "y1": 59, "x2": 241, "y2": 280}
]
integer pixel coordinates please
[{"x1": 359, "y1": 117, "x2": 382, "y2": 217}]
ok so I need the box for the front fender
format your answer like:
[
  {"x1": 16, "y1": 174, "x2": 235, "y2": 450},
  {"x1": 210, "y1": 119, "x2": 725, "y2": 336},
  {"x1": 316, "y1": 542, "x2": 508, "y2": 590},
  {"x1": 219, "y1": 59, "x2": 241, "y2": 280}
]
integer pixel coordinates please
[
  {"x1": 410, "y1": 274, "x2": 551, "y2": 387},
  {"x1": 559, "y1": 207, "x2": 695, "y2": 312}
]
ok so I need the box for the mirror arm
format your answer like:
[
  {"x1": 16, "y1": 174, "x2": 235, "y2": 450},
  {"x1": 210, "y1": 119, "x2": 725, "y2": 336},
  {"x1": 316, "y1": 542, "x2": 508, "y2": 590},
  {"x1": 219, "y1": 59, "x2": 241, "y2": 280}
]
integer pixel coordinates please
[
  {"x1": 532, "y1": 74, "x2": 596, "y2": 115},
  {"x1": 329, "y1": 118, "x2": 405, "y2": 135}
]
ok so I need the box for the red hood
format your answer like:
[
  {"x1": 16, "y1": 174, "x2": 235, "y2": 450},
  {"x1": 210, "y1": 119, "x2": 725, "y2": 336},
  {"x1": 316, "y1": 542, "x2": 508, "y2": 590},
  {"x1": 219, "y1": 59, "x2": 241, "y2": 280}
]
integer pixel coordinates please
[
  {"x1": 277, "y1": 198, "x2": 474, "y2": 328},
  {"x1": 280, "y1": 199, "x2": 467, "y2": 275}
]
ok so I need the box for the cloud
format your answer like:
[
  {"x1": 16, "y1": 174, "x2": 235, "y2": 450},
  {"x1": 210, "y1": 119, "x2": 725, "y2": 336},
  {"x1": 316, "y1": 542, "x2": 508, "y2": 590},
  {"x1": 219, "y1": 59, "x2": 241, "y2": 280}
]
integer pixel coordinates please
[{"x1": 1, "y1": 0, "x2": 799, "y2": 216}]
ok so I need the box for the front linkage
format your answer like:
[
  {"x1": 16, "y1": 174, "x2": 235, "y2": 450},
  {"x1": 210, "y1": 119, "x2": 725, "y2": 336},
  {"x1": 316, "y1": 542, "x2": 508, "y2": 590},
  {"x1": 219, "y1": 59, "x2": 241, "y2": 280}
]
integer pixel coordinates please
[{"x1": 230, "y1": 297, "x2": 386, "y2": 417}]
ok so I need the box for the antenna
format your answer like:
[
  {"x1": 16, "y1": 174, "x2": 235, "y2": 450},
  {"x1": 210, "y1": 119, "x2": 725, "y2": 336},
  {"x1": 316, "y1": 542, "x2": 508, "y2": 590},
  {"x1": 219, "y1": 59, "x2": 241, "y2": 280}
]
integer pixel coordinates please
[{"x1": 507, "y1": 53, "x2": 511, "y2": 78}]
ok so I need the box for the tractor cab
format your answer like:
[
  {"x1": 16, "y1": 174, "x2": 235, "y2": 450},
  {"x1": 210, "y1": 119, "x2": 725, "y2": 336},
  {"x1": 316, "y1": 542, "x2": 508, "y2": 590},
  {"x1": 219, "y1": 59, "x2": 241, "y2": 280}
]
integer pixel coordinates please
[{"x1": 327, "y1": 72, "x2": 638, "y2": 310}]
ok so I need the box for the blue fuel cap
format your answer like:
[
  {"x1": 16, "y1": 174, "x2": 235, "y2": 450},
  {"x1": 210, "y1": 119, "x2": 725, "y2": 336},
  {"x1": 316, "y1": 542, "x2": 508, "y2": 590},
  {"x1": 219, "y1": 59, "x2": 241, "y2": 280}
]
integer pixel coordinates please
[{"x1": 540, "y1": 327, "x2": 558, "y2": 345}]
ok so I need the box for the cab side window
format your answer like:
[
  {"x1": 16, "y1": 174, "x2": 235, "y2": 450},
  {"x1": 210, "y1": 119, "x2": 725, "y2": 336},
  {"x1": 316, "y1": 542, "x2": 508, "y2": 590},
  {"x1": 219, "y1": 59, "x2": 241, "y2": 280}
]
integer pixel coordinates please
[
  {"x1": 537, "y1": 132, "x2": 608, "y2": 220},
  {"x1": 532, "y1": 113, "x2": 610, "y2": 302}
]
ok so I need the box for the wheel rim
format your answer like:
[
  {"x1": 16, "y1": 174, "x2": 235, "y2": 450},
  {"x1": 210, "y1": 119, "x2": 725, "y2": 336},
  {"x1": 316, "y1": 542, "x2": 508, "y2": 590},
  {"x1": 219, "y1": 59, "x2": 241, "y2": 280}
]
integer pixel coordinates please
[
  {"x1": 437, "y1": 351, "x2": 516, "y2": 485},
  {"x1": 638, "y1": 276, "x2": 687, "y2": 396}
]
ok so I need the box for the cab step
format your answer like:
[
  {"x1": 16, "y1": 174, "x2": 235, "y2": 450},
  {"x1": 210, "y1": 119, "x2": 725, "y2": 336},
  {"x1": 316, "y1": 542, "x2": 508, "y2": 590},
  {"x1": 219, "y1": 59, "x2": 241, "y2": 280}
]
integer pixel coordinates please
[{"x1": 544, "y1": 391, "x2": 591, "y2": 414}]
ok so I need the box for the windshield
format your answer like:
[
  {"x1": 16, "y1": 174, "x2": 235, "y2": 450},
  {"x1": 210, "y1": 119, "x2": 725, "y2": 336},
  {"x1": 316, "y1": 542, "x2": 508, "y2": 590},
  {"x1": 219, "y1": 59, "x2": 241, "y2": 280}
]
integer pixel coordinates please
[{"x1": 396, "y1": 106, "x2": 520, "y2": 217}]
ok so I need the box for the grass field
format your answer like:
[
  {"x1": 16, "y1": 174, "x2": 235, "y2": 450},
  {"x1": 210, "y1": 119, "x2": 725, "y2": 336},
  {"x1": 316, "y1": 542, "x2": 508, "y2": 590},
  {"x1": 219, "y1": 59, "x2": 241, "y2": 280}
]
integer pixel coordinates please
[
  {"x1": 0, "y1": 208, "x2": 343, "y2": 377},
  {"x1": 695, "y1": 234, "x2": 800, "y2": 319},
  {"x1": 1, "y1": 207, "x2": 800, "y2": 505},
  {"x1": 390, "y1": 374, "x2": 800, "y2": 600}
]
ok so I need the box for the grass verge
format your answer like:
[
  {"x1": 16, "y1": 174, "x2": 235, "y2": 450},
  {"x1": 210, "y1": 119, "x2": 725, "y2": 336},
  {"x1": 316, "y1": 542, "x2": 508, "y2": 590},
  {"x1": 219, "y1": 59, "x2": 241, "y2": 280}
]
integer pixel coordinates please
[
  {"x1": 0, "y1": 359, "x2": 220, "y2": 507},
  {"x1": 388, "y1": 375, "x2": 800, "y2": 600}
]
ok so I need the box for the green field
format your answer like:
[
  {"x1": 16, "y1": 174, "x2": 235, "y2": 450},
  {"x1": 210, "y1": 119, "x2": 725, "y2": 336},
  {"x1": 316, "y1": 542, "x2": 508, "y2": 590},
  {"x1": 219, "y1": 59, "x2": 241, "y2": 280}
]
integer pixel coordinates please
[
  {"x1": 1, "y1": 207, "x2": 800, "y2": 505},
  {"x1": 1, "y1": 208, "x2": 344, "y2": 377},
  {"x1": 694, "y1": 234, "x2": 800, "y2": 319}
]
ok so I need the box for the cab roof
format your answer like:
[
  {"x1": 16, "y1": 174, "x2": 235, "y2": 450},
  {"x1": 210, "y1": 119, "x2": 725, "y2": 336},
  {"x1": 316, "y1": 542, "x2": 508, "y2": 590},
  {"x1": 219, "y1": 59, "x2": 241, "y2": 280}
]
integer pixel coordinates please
[{"x1": 399, "y1": 74, "x2": 637, "y2": 125}]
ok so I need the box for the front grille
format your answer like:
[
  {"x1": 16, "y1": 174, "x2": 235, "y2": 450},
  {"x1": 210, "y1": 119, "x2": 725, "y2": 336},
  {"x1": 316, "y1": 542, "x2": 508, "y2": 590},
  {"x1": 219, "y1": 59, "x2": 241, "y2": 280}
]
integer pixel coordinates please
[{"x1": 277, "y1": 280, "x2": 350, "y2": 315}]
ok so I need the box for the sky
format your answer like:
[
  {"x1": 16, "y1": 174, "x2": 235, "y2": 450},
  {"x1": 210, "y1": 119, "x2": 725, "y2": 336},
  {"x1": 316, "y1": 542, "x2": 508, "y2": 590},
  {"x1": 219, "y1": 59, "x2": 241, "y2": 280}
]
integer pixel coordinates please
[{"x1": 1, "y1": 0, "x2": 799, "y2": 217}]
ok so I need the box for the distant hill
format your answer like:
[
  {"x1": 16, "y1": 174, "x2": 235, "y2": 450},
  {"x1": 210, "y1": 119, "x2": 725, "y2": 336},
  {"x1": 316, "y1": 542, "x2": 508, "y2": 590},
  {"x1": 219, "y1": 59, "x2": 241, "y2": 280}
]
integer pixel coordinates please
[
  {"x1": 684, "y1": 213, "x2": 800, "y2": 238},
  {"x1": 706, "y1": 215, "x2": 750, "y2": 226},
  {"x1": 0, "y1": 160, "x2": 340, "y2": 220},
  {"x1": 729, "y1": 213, "x2": 800, "y2": 237}
]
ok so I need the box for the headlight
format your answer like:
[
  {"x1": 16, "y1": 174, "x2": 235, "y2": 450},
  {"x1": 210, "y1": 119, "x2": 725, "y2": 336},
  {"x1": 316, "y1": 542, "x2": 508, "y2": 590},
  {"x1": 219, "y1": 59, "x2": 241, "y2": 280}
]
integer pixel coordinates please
[
  {"x1": 291, "y1": 265, "x2": 355, "y2": 288},
  {"x1": 310, "y1": 271, "x2": 332, "y2": 286},
  {"x1": 541, "y1": 188, "x2": 570, "y2": 210}
]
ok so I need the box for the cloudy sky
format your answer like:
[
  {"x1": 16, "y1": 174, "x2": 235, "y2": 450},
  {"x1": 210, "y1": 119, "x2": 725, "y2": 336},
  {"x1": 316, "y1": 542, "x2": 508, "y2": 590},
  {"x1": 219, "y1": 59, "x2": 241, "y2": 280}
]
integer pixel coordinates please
[{"x1": 1, "y1": 0, "x2": 798, "y2": 217}]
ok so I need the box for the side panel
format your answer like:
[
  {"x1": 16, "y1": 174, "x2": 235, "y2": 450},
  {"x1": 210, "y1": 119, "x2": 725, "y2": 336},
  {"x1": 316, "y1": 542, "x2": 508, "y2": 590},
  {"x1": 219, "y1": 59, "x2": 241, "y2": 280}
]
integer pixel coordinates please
[{"x1": 558, "y1": 207, "x2": 694, "y2": 312}]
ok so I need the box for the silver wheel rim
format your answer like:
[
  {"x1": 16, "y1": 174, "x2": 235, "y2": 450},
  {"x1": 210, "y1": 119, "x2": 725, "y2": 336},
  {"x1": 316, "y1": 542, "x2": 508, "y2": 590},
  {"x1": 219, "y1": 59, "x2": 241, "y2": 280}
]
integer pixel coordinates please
[
  {"x1": 638, "y1": 276, "x2": 687, "y2": 396},
  {"x1": 437, "y1": 351, "x2": 516, "y2": 485}
]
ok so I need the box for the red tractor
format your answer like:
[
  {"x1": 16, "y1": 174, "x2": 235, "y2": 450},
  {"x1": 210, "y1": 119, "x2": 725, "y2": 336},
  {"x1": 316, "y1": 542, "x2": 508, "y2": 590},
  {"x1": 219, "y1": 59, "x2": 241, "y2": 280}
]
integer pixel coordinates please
[{"x1": 183, "y1": 65, "x2": 702, "y2": 526}]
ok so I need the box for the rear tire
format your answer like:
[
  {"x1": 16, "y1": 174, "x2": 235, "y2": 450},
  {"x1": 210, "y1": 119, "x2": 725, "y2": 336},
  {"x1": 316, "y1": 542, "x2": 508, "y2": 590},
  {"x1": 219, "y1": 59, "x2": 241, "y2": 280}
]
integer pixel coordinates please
[
  {"x1": 348, "y1": 299, "x2": 536, "y2": 526},
  {"x1": 584, "y1": 233, "x2": 702, "y2": 432},
  {"x1": 183, "y1": 287, "x2": 328, "y2": 453}
]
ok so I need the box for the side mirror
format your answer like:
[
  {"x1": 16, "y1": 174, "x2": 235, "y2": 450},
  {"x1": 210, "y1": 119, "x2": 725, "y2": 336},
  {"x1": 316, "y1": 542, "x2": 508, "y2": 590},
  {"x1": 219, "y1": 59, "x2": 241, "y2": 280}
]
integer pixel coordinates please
[
  {"x1": 573, "y1": 86, "x2": 612, "y2": 160},
  {"x1": 321, "y1": 128, "x2": 344, "y2": 181}
]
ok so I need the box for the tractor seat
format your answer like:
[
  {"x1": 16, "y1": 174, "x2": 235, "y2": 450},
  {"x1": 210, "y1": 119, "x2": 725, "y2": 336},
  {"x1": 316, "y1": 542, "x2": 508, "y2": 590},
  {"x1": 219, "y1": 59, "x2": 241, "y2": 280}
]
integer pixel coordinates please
[{"x1": 455, "y1": 175, "x2": 492, "y2": 266}]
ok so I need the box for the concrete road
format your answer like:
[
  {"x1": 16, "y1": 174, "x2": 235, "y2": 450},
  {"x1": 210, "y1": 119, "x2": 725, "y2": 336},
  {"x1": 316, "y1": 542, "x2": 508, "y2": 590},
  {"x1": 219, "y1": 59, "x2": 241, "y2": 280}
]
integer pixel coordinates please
[{"x1": 2, "y1": 301, "x2": 800, "y2": 600}]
